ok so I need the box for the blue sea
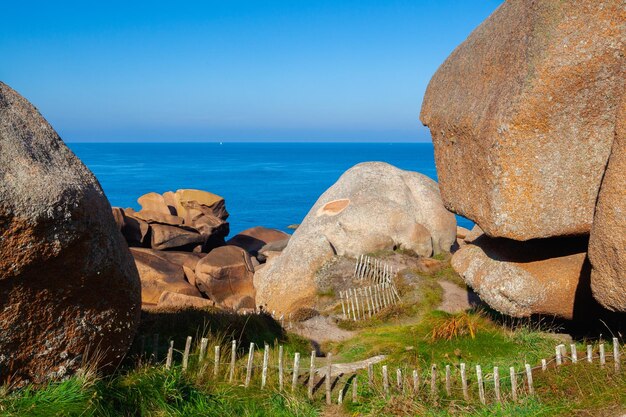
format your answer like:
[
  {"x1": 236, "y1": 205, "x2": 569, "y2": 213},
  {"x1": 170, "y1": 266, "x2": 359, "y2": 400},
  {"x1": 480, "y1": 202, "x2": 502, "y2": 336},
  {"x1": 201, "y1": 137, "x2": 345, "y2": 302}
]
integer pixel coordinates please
[{"x1": 68, "y1": 142, "x2": 472, "y2": 236}]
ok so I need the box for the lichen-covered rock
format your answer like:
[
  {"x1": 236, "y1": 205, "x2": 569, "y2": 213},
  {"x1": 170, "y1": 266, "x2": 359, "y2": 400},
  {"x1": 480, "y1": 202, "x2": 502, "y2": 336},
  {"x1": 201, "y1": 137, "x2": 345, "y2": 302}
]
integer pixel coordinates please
[
  {"x1": 589, "y1": 97, "x2": 626, "y2": 312},
  {"x1": 420, "y1": 0, "x2": 626, "y2": 240},
  {"x1": 451, "y1": 233, "x2": 591, "y2": 319},
  {"x1": 254, "y1": 162, "x2": 456, "y2": 313},
  {"x1": 0, "y1": 82, "x2": 141, "y2": 384}
]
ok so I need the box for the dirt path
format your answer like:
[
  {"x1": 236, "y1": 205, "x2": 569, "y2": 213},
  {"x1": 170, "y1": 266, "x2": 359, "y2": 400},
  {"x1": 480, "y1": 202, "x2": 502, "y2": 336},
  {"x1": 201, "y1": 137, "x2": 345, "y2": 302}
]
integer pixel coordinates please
[
  {"x1": 437, "y1": 280, "x2": 480, "y2": 314},
  {"x1": 290, "y1": 315, "x2": 355, "y2": 350}
]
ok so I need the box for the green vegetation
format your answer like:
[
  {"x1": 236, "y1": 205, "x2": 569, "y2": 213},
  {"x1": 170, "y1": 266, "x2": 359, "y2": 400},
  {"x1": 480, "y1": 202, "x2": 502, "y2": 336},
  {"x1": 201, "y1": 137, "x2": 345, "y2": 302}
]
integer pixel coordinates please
[{"x1": 1, "y1": 257, "x2": 624, "y2": 416}]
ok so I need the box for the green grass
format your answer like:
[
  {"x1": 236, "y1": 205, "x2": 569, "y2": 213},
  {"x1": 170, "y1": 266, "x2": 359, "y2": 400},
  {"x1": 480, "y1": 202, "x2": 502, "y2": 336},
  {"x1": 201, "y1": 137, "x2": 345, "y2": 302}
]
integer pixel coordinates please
[
  {"x1": 0, "y1": 366, "x2": 320, "y2": 417},
  {"x1": 1, "y1": 257, "x2": 624, "y2": 416}
]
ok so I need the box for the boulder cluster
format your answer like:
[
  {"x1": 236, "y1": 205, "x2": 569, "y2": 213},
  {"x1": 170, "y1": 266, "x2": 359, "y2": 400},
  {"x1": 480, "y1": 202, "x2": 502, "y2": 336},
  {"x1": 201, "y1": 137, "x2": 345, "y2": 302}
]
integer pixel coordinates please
[
  {"x1": 112, "y1": 192, "x2": 289, "y2": 311},
  {"x1": 420, "y1": 0, "x2": 625, "y2": 318}
]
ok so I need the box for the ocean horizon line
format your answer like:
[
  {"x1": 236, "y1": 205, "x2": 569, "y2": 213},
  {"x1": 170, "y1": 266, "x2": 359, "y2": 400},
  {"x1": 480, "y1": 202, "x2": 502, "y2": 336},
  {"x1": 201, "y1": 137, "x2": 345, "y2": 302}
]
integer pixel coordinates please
[{"x1": 64, "y1": 140, "x2": 434, "y2": 144}]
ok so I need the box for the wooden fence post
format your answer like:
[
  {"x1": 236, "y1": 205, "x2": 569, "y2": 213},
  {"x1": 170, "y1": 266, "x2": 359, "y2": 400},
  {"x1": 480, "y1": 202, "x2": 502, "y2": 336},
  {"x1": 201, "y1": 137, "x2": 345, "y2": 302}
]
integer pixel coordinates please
[
  {"x1": 199, "y1": 338, "x2": 208, "y2": 363},
  {"x1": 541, "y1": 359, "x2": 547, "y2": 371},
  {"x1": 525, "y1": 364, "x2": 534, "y2": 395},
  {"x1": 382, "y1": 365, "x2": 389, "y2": 396},
  {"x1": 352, "y1": 376, "x2": 358, "y2": 403},
  {"x1": 476, "y1": 365, "x2": 485, "y2": 405},
  {"x1": 460, "y1": 363, "x2": 468, "y2": 400},
  {"x1": 445, "y1": 365, "x2": 451, "y2": 396},
  {"x1": 587, "y1": 345, "x2": 593, "y2": 363},
  {"x1": 368, "y1": 363, "x2": 374, "y2": 386},
  {"x1": 613, "y1": 338, "x2": 621, "y2": 372},
  {"x1": 340, "y1": 291, "x2": 347, "y2": 319},
  {"x1": 229, "y1": 340, "x2": 237, "y2": 383},
  {"x1": 165, "y1": 340, "x2": 174, "y2": 370},
  {"x1": 278, "y1": 345, "x2": 284, "y2": 391},
  {"x1": 261, "y1": 344, "x2": 269, "y2": 389},
  {"x1": 600, "y1": 343, "x2": 606, "y2": 366},
  {"x1": 245, "y1": 343, "x2": 255, "y2": 387},
  {"x1": 214, "y1": 345, "x2": 221, "y2": 377},
  {"x1": 292, "y1": 352, "x2": 301, "y2": 392},
  {"x1": 348, "y1": 289, "x2": 355, "y2": 320},
  {"x1": 396, "y1": 368, "x2": 403, "y2": 392},
  {"x1": 494, "y1": 366, "x2": 501, "y2": 403},
  {"x1": 412, "y1": 369, "x2": 419, "y2": 395},
  {"x1": 308, "y1": 351, "x2": 316, "y2": 399},
  {"x1": 570, "y1": 344, "x2": 577, "y2": 363},
  {"x1": 510, "y1": 367, "x2": 517, "y2": 402},
  {"x1": 325, "y1": 353, "x2": 333, "y2": 405},
  {"x1": 556, "y1": 345, "x2": 563, "y2": 366},
  {"x1": 182, "y1": 336, "x2": 192, "y2": 371},
  {"x1": 430, "y1": 364, "x2": 437, "y2": 398}
]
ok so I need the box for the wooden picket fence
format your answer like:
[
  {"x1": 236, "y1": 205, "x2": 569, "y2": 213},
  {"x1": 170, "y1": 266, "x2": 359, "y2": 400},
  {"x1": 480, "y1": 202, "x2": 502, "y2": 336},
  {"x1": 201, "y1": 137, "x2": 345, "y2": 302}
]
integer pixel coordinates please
[
  {"x1": 140, "y1": 335, "x2": 623, "y2": 407},
  {"x1": 337, "y1": 256, "x2": 401, "y2": 321}
]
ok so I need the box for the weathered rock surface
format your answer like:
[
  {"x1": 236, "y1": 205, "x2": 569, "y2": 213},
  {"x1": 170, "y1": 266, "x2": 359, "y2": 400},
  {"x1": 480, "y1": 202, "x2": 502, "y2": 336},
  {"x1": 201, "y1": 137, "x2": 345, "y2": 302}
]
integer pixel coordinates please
[
  {"x1": 451, "y1": 233, "x2": 592, "y2": 319},
  {"x1": 227, "y1": 226, "x2": 290, "y2": 257},
  {"x1": 175, "y1": 189, "x2": 229, "y2": 221},
  {"x1": 113, "y1": 207, "x2": 150, "y2": 247},
  {"x1": 257, "y1": 238, "x2": 290, "y2": 263},
  {"x1": 150, "y1": 223, "x2": 205, "y2": 251},
  {"x1": 195, "y1": 246, "x2": 256, "y2": 310},
  {"x1": 115, "y1": 189, "x2": 229, "y2": 252},
  {"x1": 255, "y1": 162, "x2": 456, "y2": 313},
  {"x1": 131, "y1": 248, "x2": 202, "y2": 304},
  {"x1": 420, "y1": 0, "x2": 626, "y2": 240},
  {"x1": 589, "y1": 97, "x2": 626, "y2": 312},
  {"x1": 138, "y1": 192, "x2": 172, "y2": 215},
  {"x1": 156, "y1": 291, "x2": 214, "y2": 310},
  {"x1": 0, "y1": 82, "x2": 141, "y2": 384}
]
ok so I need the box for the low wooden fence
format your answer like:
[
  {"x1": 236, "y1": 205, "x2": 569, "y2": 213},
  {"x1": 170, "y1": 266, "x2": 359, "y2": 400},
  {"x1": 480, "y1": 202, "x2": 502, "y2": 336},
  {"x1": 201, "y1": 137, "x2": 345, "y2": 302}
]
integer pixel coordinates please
[{"x1": 139, "y1": 335, "x2": 623, "y2": 406}]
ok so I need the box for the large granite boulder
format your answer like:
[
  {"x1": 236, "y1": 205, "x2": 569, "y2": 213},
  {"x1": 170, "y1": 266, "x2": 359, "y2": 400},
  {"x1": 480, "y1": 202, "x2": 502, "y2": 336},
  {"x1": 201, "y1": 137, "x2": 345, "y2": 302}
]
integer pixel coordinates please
[
  {"x1": 195, "y1": 246, "x2": 256, "y2": 310},
  {"x1": 451, "y1": 233, "x2": 591, "y2": 319},
  {"x1": 420, "y1": 0, "x2": 626, "y2": 240},
  {"x1": 589, "y1": 97, "x2": 626, "y2": 312},
  {"x1": 130, "y1": 248, "x2": 202, "y2": 305},
  {"x1": 0, "y1": 82, "x2": 141, "y2": 384},
  {"x1": 227, "y1": 226, "x2": 290, "y2": 257},
  {"x1": 254, "y1": 162, "x2": 456, "y2": 313}
]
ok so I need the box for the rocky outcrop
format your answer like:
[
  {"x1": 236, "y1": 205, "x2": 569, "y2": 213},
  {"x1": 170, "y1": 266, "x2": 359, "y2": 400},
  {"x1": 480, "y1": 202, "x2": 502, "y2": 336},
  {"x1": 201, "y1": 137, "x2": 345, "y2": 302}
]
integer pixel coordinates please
[
  {"x1": 156, "y1": 291, "x2": 214, "y2": 310},
  {"x1": 0, "y1": 82, "x2": 141, "y2": 384},
  {"x1": 131, "y1": 248, "x2": 202, "y2": 305},
  {"x1": 451, "y1": 233, "x2": 591, "y2": 319},
  {"x1": 195, "y1": 246, "x2": 256, "y2": 310},
  {"x1": 420, "y1": 0, "x2": 625, "y2": 240},
  {"x1": 114, "y1": 189, "x2": 230, "y2": 252},
  {"x1": 227, "y1": 226, "x2": 290, "y2": 258},
  {"x1": 589, "y1": 98, "x2": 626, "y2": 312},
  {"x1": 255, "y1": 162, "x2": 456, "y2": 313}
]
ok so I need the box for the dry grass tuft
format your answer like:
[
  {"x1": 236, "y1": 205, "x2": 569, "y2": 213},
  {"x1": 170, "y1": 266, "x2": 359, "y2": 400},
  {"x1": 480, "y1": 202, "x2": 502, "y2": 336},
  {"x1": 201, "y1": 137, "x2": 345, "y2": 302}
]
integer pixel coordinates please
[{"x1": 430, "y1": 312, "x2": 482, "y2": 342}]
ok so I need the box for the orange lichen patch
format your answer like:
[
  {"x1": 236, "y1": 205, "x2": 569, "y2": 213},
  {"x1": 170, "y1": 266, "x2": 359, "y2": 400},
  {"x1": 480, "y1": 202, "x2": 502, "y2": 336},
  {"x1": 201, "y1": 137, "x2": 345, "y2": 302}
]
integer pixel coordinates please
[{"x1": 316, "y1": 199, "x2": 350, "y2": 217}]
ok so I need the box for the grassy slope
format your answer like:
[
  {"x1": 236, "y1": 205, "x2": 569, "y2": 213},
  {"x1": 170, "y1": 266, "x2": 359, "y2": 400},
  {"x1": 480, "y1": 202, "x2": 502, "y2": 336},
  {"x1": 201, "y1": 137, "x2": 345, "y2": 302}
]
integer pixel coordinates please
[{"x1": 0, "y1": 259, "x2": 624, "y2": 416}]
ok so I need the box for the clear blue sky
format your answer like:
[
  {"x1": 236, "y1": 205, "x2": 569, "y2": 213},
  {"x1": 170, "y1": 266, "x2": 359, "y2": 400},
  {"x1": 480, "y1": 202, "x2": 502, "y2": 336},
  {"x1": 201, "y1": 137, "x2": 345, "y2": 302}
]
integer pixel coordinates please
[{"x1": 1, "y1": 1, "x2": 501, "y2": 142}]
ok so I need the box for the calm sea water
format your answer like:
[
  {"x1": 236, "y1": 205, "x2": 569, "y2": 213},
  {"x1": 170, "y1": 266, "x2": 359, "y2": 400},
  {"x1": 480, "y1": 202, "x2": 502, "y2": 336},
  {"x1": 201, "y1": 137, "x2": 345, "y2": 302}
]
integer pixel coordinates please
[{"x1": 68, "y1": 142, "x2": 472, "y2": 236}]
